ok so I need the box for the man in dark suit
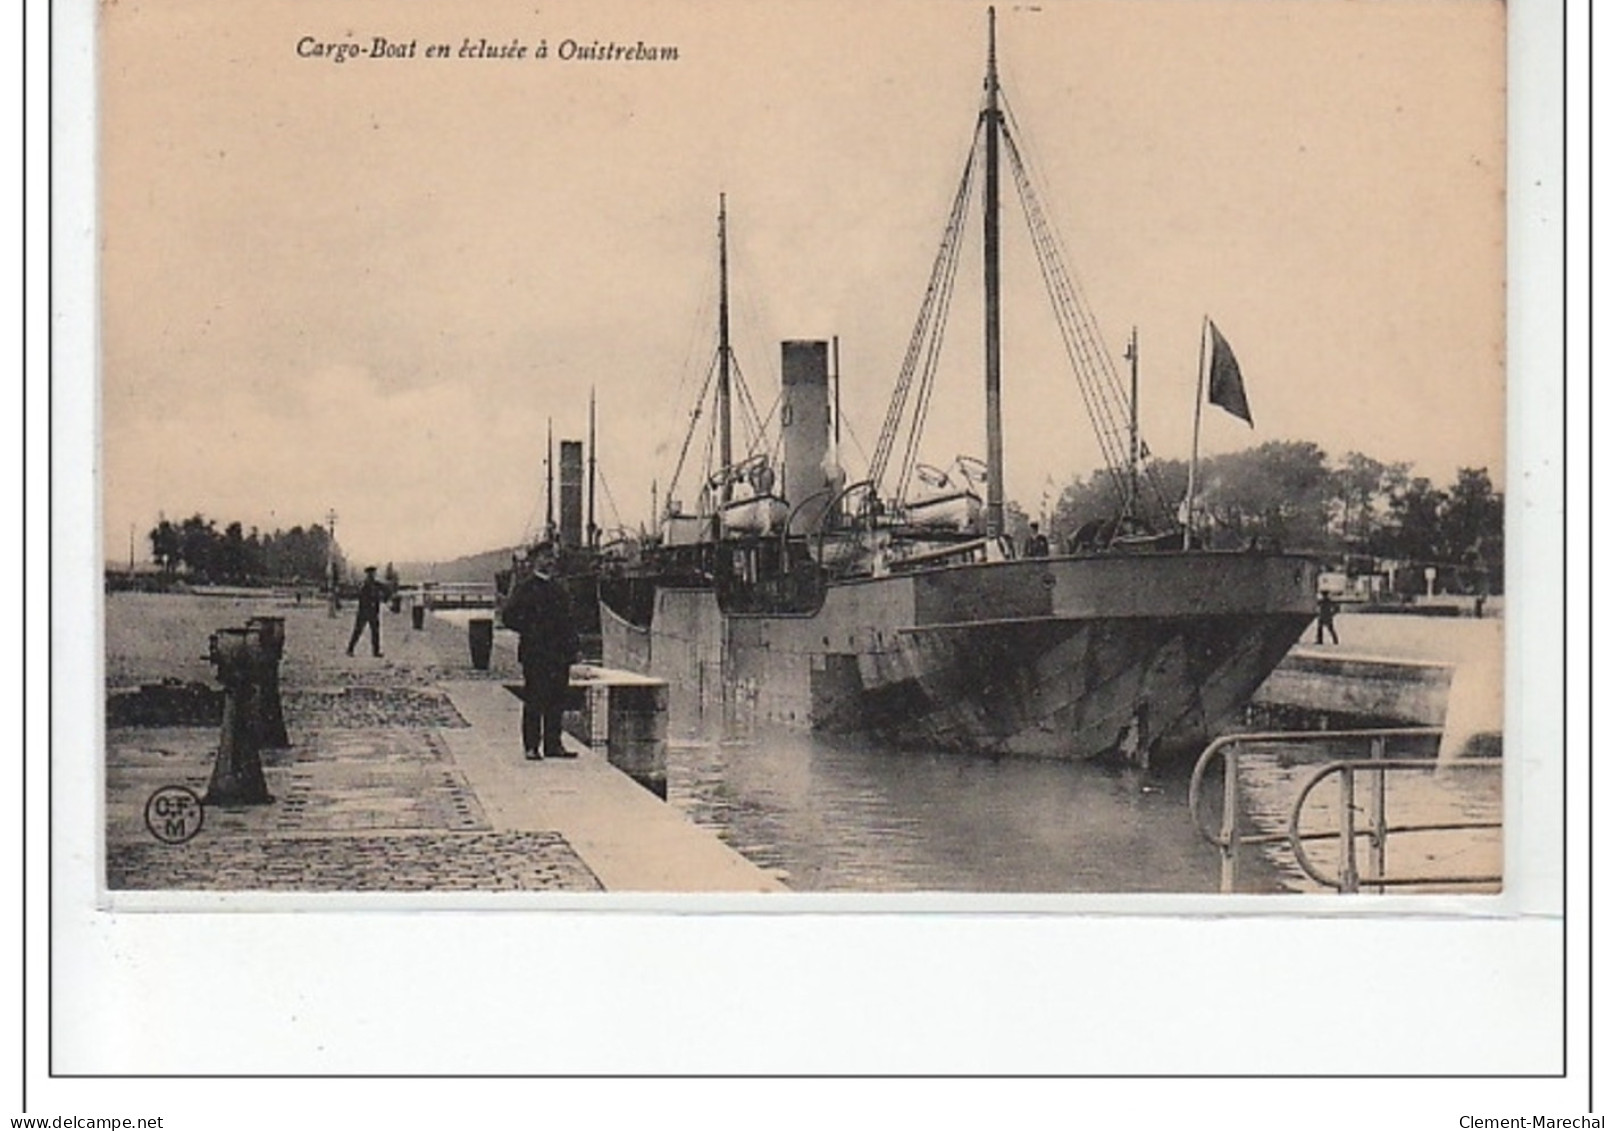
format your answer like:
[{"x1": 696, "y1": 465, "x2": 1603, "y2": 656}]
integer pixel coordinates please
[
  {"x1": 1024, "y1": 521, "x2": 1050, "y2": 558},
  {"x1": 501, "y1": 551, "x2": 580, "y2": 760},
  {"x1": 1316, "y1": 592, "x2": 1340, "y2": 645},
  {"x1": 345, "y1": 566, "x2": 386, "y2": 657}
]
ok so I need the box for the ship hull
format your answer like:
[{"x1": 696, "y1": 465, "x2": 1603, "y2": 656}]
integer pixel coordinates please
[{"x1": 602, "y1": 551, "x2": 1317, "y2": 761}]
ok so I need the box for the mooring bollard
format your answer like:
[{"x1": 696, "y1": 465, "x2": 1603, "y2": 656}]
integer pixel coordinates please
[
  {"x1": 246, "y1": 614, "x2": 290, "y2": 748},
  {"x1": 468, "y1": 617, "x2": 494, "y2": 671},
  {"x1": 202, "y1": 625, "x2": 274, "y2": 807}
]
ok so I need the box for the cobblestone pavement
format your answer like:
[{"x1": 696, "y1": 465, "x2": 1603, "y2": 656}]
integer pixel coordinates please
[
  {"x1": 282, "y1": 687, "x2": 468, "y2": 729},
  {"x1": 103, "y1": 594, "x2": 608, "y2": 893},
  {"x1": 107, "y1": 831, "x2": 603, "y2": 892},
  {"x1": 105, "y1": 725, "x2": 600, "y2": 893}
]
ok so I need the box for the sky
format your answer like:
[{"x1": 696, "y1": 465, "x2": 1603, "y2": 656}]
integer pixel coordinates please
[{"x1": 98, "y1": 0, "x2": 1507, "y2": 567}]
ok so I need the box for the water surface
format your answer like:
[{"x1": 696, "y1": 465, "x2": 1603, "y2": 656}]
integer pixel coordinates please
[
  {"x1": 666, "y1": 725, "x2": 1234, "y2": 893},
  {"x1": 665, "y1": 724, "x2": 1500, "y2": 895}
]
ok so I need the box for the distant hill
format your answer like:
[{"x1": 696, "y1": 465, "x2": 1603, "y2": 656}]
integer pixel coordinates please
[{"x1": 394, "y1": 545, "x2": 522, "y2": 585}]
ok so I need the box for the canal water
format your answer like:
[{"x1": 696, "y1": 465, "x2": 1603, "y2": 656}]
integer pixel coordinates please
[
  {"x1": 664, "y1": 724, "x2": 1242, "y2": 894},
  {"x1": 663, "y1": 724, "x2": 1501, "y2": 895}
]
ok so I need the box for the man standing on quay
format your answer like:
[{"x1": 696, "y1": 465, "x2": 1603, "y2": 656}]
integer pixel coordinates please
[
  {"x1": 346, "y1": 565, "x2": 386, "y2": 657},
  {"x1": 501, "y1": 550, "x2": 580, "y2": 760},
  {"x1": 1315, "y1": 591, "x2": 1340, "y2": 646}
]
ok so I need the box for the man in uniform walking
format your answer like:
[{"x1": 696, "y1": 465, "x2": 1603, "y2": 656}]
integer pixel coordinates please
[
  {"x1": 501, "y1": 550, "x2": 581, "y2": 760},
  {"x1": 1315, "y1": 591, "x2": 1339, "y2": 646},
  {"x1": 346, "y1": 565, "x2": 386, "y2": 657}
]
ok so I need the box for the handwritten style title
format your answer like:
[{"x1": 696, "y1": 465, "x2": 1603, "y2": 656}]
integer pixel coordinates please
[{"x1": 295, "y1": 35, "x2": 680, "y2": 64}]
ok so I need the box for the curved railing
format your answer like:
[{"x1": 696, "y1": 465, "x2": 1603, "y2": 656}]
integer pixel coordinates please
[
  {"x1": 1286, "y1": 759, "x2": 1503, "y2": 892},
  {"x1": 1187, "y1": 728, "x2": 1501, "y2": 893}
]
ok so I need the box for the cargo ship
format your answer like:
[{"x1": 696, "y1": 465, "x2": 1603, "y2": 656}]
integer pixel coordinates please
[
  {"x1": 493, "y1": 406, "x2": 614, "y2": 657},
  {"x1": 599, "y1": 9, "x2": 1316, "y2": 762}
]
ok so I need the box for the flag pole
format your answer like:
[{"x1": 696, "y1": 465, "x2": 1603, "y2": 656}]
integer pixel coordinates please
[
  {"x1": 1184, "y1": 315, "x2": 1208, "y2": 550},
  {"x1": 545, "y1": 417, "x2": 555, "y2": 545},
  {"x1": 1125, "y1": 326, "x2": 1139, "y2": 520}
]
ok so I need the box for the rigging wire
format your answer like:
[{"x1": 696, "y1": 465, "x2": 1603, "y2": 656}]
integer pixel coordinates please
[
  {"x1": 1002, "y1": 97, "x2": 1140, "y2": 422},
  {"x1": 659, "y1": 249, "x2": 722, "y2": 465},
  {"x1": 870, "y1": 77, "x2": 1164, "y2": 523},
  {"x1": 595, "y1": 466, "x2": 624, "y2": 532},
  {"x1": 665, "y1": 351, "x2": 719, "y2": 517},
  {"x1": 1001, "y1": 96, "x2": 1174, "y2": 521},
  {"x1": 727, "y1": 355, "x2": 771, "y2": 457},
  {"x1": 1002, "y1": 126, "x2": 1130, "y2": 505},
  {"x1": 700, "y1": 391, "x2": 718, "y2": 504},
  {"x1": 837, "y1": 412, "x2": 873, "y2": 481},
  {"x1": 513, "y1": 437, "x2": 550, "y2": 548},
  {"x1": 869, "y1": 134, "x2": 981, "y2": 499},
  {"x1": 745, "y1": 386, "x2": 785, "y2": 468},
  {"x1": 722, "y1": 206, "x2": 793, "y2": 476},
  {"x1": 896, "y1": 175, "x2": 973, "y2": 502}
]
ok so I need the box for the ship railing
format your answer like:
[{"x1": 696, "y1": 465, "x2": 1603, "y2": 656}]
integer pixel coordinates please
[{"x1": 1187, "y1": 728, "x2": 1501, "y2": 894}]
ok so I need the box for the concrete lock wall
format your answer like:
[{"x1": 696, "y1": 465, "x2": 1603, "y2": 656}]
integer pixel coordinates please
[{"x1": 607, "y1": 682, "x2": 668, "y2": 797}]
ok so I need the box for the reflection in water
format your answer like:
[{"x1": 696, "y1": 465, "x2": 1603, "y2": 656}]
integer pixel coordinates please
[
  {"x1": 665, "y1": 722, "x2": 1501, "y2": 895},
  {"x1": 666, "y1": 725, "x2": 1231, "y2": 893}
]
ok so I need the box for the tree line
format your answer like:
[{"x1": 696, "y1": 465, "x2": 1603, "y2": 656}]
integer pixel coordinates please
[
  {"x1": 1039, "y1": 442, "x2": 1503, "y2": 592},
  {"x1": 146, "y1": 515, "x2": 347, "y2": 586}
]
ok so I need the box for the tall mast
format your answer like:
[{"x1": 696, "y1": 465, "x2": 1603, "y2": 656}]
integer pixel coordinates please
[
  {"x1": 717, "y1": 194, "x2": 734, "y2": 504},
  {"x1": 1125, "y1": 326, "x2": 1139, "y2": 518},
  {"x1": 587, "y1": 386, "x2": 598, "y2": 549},
  {"x1": 545, "y1": 417, "x2": 555, "y2": 544},
  {"x1": 982, "y1": 7, "x2": 1005, "y2": 538}
]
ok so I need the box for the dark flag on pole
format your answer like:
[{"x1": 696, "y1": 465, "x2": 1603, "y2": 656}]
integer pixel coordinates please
[{"x1": 1206, "y1": 320, "x2": 1253, "y2": 426}]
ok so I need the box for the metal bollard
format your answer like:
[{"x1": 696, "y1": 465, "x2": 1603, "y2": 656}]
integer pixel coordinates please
[
  {"x1": 411, "y1": 603, "x2": 426, "y2": 630},
  {"x1": 202, "y1": 626, "x2": 274, "y2": 806},
  {"x1": 246, "y1": 615, "x2": 290, "y2": 748},
  {"x1": 468, "y1": 618, "x2": 494, "y2": 671}
]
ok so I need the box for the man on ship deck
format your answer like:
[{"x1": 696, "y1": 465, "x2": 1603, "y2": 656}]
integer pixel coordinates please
[{"x1": 1024, "y1": 522, "x2": 1050, "y2": 558}]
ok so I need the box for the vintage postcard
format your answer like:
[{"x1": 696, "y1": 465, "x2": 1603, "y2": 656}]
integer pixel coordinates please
[{"x1": 95, "y1": 0, "x2": 1515, "y2": 903}]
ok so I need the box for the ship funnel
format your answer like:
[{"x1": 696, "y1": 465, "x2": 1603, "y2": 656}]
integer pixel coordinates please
[
  {"x1": 559, "y1": 440, "x2": 585, "y2": 548},
  {"x1": 782, "y1": 340, "x2": 832, "y2": 535}
]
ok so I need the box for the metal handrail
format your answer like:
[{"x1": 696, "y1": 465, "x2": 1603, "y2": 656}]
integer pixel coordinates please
[
  {"x1": 1287, "y1": 758, "x2": 1502, "y2": 893},
  {"x1": 1187, "y1": 728, "x2": 1444, "y2": 893}
]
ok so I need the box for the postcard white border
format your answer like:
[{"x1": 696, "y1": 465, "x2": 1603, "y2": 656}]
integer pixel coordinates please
[{"x1": 30, "y1": 0, "x2": 1590, "y2": 1108}]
